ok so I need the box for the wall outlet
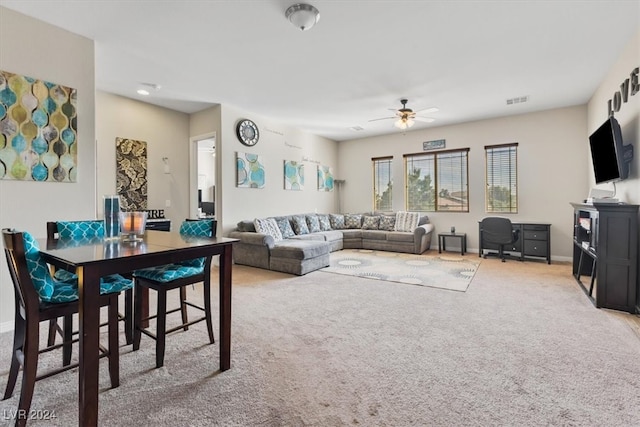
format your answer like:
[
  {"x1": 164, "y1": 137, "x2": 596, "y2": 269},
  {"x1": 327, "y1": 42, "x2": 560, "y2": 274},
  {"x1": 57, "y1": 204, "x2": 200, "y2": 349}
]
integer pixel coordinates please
[{"x1": 165, "y1": 199, "x2": 171, "y2": 207}]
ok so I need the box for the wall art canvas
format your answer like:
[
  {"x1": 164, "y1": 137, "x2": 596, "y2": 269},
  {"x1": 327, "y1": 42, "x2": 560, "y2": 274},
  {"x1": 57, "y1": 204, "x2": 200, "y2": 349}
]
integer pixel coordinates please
[
  {"x1": 284, "y1": 160, "x2": 304, "y2": 190},
  {"x1": 317, "y1": 165, "x2": 334, "y2": 191},
  {"x1": 0, "y1": 70, "x2": 78, "y2": 182},
  {"x1": 116, "y1": 137, "x2": 147, "y2": 210},
  {"x1": 237, "y1": 152, "x2": 265, "y2": 188}
]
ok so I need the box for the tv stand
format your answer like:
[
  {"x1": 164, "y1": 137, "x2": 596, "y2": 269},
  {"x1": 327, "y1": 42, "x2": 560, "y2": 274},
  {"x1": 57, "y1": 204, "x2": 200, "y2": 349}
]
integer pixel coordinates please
[{"x1": 570, "y1": 202, "x2": 639, "y2": 313}]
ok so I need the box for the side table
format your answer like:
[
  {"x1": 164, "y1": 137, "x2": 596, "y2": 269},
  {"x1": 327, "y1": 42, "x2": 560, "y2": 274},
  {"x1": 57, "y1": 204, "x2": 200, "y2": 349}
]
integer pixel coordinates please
[{"x1": 438, "y1": 233, "x2": 467, "y2": 255}]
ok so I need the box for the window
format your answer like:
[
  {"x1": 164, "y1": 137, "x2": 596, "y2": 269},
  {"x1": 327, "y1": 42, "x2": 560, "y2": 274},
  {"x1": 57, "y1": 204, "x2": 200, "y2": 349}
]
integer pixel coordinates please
[
  {"x1": 372, "y1": 156, "x2": 393, "y2": 211},
  {"x1": 404, "y1": 148, "x2": 469, "y2": 212},
  {"x1": 485, "y1": 143, "x2": 518, "y2": 213}
]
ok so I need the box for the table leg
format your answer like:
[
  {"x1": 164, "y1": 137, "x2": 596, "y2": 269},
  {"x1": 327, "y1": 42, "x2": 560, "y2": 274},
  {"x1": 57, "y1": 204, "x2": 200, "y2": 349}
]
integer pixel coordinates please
[
  {"x1": 219, "y1": 245, "x2": 233, "y2": 371},
  {"x1": 460, "y1": 237, "x2": 464, "y2": 255},
  {"x1": 77, "y1": 267, "x2": 100, "y2": 426}
]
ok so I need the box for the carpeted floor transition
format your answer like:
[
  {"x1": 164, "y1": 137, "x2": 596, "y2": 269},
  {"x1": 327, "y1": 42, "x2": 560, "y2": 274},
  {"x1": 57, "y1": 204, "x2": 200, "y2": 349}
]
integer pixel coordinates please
[{"x1": 1, "y1": 255, "x2": 640, "y2": 426}]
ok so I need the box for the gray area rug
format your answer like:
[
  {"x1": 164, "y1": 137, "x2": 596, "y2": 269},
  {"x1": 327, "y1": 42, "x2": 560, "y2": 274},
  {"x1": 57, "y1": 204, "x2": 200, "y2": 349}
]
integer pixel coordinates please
[
  {"x1": 1, "y1": 258, "x2": 640, "y2": 426},
  {"x1": 320, "y1": 249, "x2": 480, "y2": 291}
]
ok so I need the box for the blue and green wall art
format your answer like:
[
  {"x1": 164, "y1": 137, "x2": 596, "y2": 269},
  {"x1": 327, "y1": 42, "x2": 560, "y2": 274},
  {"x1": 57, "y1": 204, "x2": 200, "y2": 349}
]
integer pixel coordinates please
[
  {"x1": 0, "y1": 70, "x2": 78, "y2": 182},
  {"x1": 237, "y1": 152, "x2": 265, "y2": 188},
  {"x1": 284, "y1": 160, "x2": 304, "y2": 190},
  {"x1": 317, "y1": 165, "x2": 334, "y2": 191}
]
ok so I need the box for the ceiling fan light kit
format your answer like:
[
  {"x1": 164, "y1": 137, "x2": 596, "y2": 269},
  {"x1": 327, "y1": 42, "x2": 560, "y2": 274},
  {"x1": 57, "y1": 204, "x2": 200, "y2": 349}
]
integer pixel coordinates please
[
  {"x1": 285, "y1": 3, "x2": 320, "y2": 31},
  {"x1": 370, "y1": 98, "x2": 437, "y2": 131}
]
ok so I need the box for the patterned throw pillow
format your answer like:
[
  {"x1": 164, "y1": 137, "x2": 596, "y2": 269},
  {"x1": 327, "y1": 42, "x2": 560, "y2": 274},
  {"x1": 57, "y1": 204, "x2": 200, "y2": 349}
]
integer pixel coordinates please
[
  {"x1": 394, "y1": 211, "x2": 421, "y2": 232},
  {"x1": 361, "y1": 216, "x2": 380, "y2": 230},
  {"x1": 274, "y1": 216, "x2": 295, "y2": 238},
  {"x1": 254, "y1": 218, "x2": 283, "y2": 241},
  {"x1": 378, "y1": 215, "x2": 396, "y2": 231},
  {"x1": 306, "y1": 215, "x2": 321, "y2": 233},
  {"x1": 317, "y1": 214, "x2": 332, "y2": 231},
  {"x1": 329, "y1": 214, "x2": 345, "y2": 229},
  {"x1": 345, "y1": 214, "x2": 363, "y2": 229},
  {"x1": 291, "y1": 215, "x2": 310, "y2": 235}
]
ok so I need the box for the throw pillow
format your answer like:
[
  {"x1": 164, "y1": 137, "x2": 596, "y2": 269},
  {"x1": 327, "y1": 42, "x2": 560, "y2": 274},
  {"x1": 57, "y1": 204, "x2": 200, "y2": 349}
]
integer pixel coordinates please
[
  {"x1": 362, "y1": 215, "x2": 380, "y2": 230},
  {"x1": 237, "y1": 220, "x2": 256, "y2": 232},
  {"x1": 329, "y1": 213, "x2": 345, "y2": 229},
  {"x1": 345, "y1": 214, "x2": 363, "y2": 229},
  {"x1": 306, "y1": 215, "x2": 321, "y2": 233},
  {"x1": 254, "y1": 218, "x2": 283, "y2": 241},
  {"x1": 394, "y1": 211, "x2": 421, "y2": 232},
  {"x1": 274, "y1": 216, "x2": 295, "y2": 238},
  {"x1": 317, "y1": 214, "x2": 332, "y2": 231},
  {"x1": 291, "y1": 215, "x2": 310, "y2": 235},
  {"x1": 378, "y1": 215, "x2": 396, "y2": 231}
]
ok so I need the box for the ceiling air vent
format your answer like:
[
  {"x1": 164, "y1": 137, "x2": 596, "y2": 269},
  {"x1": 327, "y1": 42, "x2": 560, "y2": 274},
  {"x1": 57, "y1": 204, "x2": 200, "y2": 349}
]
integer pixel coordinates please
[{"x1": 506, "y1": 96, "x2": 529, "y2": 105}]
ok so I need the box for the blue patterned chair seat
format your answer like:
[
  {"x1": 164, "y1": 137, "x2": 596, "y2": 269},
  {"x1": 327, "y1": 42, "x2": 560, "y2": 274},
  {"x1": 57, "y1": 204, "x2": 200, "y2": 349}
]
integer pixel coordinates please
[
  {"x1": 134, "y1": 263, "x2": 204, "y2": 282},
  {"x1": 23, "y1": 232, "x2": 132, "y2": 304}
]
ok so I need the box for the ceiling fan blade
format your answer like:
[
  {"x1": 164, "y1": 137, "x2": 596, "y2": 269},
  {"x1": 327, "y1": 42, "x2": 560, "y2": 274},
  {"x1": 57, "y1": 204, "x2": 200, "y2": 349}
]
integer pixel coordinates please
[
  {"x1": 415, "y1": 107, "x2": 439, "y2": 114},
  {"x1": 368, "y1": 116, "x2": 396, "y2": 122},
  {"x1": 413, "y1": 116, "x2": 435, "y2": 123}
]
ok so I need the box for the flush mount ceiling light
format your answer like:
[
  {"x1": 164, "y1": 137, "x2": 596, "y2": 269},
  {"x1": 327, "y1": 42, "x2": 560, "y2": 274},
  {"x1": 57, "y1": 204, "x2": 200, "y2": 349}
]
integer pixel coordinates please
[
  {"x1": 136, "y1": 82, "x2": 162, "y2": 96},
  {"x1": 285, "y1": 3, "x2": 320, "y2": 31}
]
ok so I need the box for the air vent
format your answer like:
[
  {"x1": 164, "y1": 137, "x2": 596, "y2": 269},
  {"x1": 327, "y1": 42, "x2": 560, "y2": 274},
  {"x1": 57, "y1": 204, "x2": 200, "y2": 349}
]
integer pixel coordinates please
[
  {"x1": 506, "y1": 96, "x2": 529, "y2": 105},
  {"x1": 349, "y1": 126, "x2": 364, "y2": 131}
]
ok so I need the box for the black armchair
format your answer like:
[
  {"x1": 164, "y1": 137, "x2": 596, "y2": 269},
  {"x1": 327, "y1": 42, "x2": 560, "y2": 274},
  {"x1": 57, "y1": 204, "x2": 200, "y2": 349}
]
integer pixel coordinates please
[{"x1": 480, "y1": 217, "x2": 520, "y2": 262}]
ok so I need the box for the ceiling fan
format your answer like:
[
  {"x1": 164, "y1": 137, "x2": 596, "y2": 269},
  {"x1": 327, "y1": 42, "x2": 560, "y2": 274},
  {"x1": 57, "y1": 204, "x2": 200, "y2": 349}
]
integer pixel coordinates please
[{"x1": 368, "y1": 99, "x2": 439, "y2": 129}]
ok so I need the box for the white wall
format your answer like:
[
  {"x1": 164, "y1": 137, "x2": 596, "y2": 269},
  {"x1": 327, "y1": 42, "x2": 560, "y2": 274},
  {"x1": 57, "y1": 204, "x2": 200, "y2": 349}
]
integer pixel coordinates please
[
  {"x1": 587, "y1": 30, "x2": 640, "y2": 204},
  {"x1": 96, "y1": 91, "x2": 191, "y2": 227},
  {"x1": 0, "y1": 6, "x2": 96, "y2": 330},
  {"x1": 339, "y1": 106, "x2": 589, "y2": 260}
]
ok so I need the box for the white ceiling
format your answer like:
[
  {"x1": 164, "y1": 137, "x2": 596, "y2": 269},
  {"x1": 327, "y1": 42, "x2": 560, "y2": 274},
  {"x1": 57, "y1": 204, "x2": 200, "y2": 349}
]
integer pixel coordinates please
[{"x1": 1, "y1": 0, "x2": 638, "y2": 141}]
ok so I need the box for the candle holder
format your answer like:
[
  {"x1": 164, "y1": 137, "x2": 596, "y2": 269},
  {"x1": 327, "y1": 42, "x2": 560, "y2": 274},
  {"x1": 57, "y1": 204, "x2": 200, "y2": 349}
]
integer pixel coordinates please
[{"x1": 119, "y1": 211, "x2": 148, "y2": 242}]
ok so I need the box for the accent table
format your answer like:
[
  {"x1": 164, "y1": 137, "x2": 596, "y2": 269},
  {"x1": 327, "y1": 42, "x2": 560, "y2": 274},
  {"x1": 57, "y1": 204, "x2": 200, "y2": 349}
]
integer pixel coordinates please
[{"x1": 438, "y1": 232, "x2": 467, "y2": 255}]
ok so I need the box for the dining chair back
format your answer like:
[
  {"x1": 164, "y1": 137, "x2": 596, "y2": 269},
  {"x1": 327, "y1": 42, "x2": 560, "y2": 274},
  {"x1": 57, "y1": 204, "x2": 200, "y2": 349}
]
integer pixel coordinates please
[
  {"x1": 133, "y1": 219, "x2": 216, "y2": 368},
  {"x1": 2, "y1": 228, "x2": 127, "y2": 426},
  {"x1": 46, "y1": 220, "x2": 135, "y2": 345}
]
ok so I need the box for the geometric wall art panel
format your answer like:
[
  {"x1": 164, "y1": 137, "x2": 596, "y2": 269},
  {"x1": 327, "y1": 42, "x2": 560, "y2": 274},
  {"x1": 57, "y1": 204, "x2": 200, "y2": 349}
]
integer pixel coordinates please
[
  {"x1": 0, "y1": 70, "x2": 78, "y2": 182},
  {"x1": 317, "y1": 164, "x2": 334, "y2": 192},
  {"x1": 284, "y1": 159, "x2": 304, "y2": 190},
  {"x1": 116, "y1": 137, "x2": 147, "y2": 210},
  {"x1": 236, "y1": 151, "x2": 265, "y2": 188}
]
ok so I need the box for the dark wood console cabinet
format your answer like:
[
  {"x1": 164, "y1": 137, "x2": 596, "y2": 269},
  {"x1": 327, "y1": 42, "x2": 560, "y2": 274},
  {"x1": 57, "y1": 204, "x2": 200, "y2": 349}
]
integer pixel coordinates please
[
  {"x1": 478, "y1": 222, "x2": 551, "y2": 264},
  {"x1": 571, "y1": 202, "x2": 639, "y2": 313}
]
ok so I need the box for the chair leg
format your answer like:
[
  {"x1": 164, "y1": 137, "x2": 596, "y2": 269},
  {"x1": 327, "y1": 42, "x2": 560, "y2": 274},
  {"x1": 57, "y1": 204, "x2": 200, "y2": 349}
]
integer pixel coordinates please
[
  {"x1": 3, "y1": 310, "x2": 25, "y2": 400},
  {"x1": 133, "y1": 283, "x2": 143, "y2": 351},
  {"x1": 180, "y1": 286, "x2": 189, "y2": 331},
  {"x1": 62, "y1": 314, "x2": 73, "y2": 366},
  {"x1": 499, "y1": 246, "x2": 506, "y2": 262},
  {"x1": 156, "y1": 289, "x2": 167, "y2": 368},
  {"x1": 108, "y1": 295, "x2": 120, "y2": 388},
  {"x1": 16, "y1": 322, "x2": 40, "y2": 427},
  {"x1": 203, "y1": 281, "x2": 215, "y2": 344},
  {"x1": 47, "y1": 318, "x2": 58, "y2": 346},
  {"x1": 124, "y1": 288, "x2": 133, "y2": 345}
]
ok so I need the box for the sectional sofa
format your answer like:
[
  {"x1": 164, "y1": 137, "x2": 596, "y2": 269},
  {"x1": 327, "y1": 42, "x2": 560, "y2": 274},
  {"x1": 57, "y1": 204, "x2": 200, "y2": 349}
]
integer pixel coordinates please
[{"x1": 228, "y1": 212, "x2": 434, "y2": 275}]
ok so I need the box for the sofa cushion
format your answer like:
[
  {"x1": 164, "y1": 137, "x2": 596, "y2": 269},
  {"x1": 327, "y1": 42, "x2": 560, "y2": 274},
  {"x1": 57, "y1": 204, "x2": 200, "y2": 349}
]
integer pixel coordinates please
[
  {"x1": 329, "y1": 213, "x2": 345, "y2": 229},
  {"x1": 274, "y1": 216, "x2": 295, "y2": 238},
  {"x1": 378, "y1": 215, "x2": 396, "y2": 231},
  {"x1": 291, "y1": 215, "x2": 310, "y2": 235},
  {"x1": 316, "y1": 230, "x2": 343, "y2": 242},
  {"x1": 254, "y1": 218, "x2": 283, "y2": 241},
  {"x1": 341, "y1": 229, "x2": 363, "y2": 239},
  {"x1": 362, "y1": 215, "x2": 380, "y2": 230},
  {"x1": 317, "y1": 214, "x2": 332, "y2": 231},
  {"x1": 387, "y1": 231, "x2": 415, "y2": 243},
  {"x1": 237, "y1": 220, "x2": 256, "y2": 232},
  {"x1": 306, "y1": 215, "x2": 321, "y2": 233},
  {"x1": 345, "y1": 214, "x2": 363, "y2": 229},
  {"x1": 362, "y1": 230, "x2": 387, "y2": 240},
  {"x1": 395, "y1": 211, "x2": 420, "y2": 232},
  {"x1": 271, "y1": 240, "x2": 330, "y2": 260}
]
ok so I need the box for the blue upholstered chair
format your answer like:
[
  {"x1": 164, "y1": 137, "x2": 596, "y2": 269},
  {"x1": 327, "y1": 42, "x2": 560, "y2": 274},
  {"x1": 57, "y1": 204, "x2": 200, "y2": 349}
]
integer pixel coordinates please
[
  {"x1": 46, "y1": 220, "x2": 135, "y2": 346},
  {"x1": 2, "y1": 229, "x2": 131, "y2": 425},
  {"x1": 133, "y1": 219, "x2": 216, "y2": 368}
]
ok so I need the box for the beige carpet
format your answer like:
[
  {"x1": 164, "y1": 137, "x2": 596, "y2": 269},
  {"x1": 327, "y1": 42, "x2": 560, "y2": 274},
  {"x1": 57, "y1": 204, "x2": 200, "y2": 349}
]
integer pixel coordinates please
[
  {"x1": 1, "y1": 257, "x2": 640, "y2": 426},
  {"x1": 320, "y1": 249, "x2": 480, "y2": 291}
]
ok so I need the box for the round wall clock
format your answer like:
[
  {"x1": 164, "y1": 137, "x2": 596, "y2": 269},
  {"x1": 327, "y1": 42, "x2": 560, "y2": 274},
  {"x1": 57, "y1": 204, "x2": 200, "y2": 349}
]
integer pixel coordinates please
[{"x1": 236, "y1": 119, "x2": 259, "y2": 146}]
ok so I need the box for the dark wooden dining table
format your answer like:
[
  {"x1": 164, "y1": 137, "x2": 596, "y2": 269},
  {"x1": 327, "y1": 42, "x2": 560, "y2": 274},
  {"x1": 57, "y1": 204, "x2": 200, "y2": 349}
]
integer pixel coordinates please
[{"x1": 39, "y1": 230, "x2": 238, "y2": 426}]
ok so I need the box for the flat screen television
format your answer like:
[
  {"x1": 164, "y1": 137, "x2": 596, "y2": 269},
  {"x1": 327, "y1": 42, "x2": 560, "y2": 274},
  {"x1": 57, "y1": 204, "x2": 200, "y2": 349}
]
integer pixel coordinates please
[{"x1": 588, "y1": 116, "x2": 629, "y2": 184}]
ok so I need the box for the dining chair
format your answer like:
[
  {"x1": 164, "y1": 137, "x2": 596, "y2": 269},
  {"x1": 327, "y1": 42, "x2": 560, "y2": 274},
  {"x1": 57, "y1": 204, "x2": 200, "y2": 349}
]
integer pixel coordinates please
[
  {"x1": 46, "y1": 220, "x2": 135, "y2": 345},
  {"x1": 133, "y1": 219, "x2": 216, "y2": 368},
  {"x1": 2, "y1": 229, "x2": 131, "y2": 426}
]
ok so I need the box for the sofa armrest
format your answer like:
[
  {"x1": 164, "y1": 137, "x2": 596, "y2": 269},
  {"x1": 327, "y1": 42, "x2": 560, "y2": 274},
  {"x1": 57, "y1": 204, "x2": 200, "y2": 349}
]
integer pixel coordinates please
[
  {"x1": 228, "y1": 231, "x2": 275, "y2": 249},
  {"x1": 413, "y1": 223, "x2": 434, "y2": 237}
]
